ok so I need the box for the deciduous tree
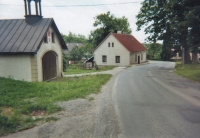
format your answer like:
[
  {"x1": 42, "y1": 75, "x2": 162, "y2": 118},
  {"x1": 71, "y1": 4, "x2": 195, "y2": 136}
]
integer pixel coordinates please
[
  {"x1": 136, "y1": 0, "x2": 200, "y2": 63},
  {"x1": 90, "y1": 11, "x2": 132, "y2": 47}
]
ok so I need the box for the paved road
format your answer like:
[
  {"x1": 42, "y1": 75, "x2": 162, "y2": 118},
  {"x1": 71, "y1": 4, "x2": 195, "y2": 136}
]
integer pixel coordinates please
[{"x1": 113, "y1": 61, "x2": 200, "y2": 138}]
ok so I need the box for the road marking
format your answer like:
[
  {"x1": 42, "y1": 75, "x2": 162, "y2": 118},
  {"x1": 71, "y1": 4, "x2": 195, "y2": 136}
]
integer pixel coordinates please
[{"x1": 114, "y1": 75, "x2": 120, "y2": 87}]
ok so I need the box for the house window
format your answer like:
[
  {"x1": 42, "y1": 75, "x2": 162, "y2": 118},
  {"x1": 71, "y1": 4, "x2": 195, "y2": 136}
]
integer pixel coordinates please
[
  {"x1": 52, "y1": 33, "x2": 55, "y2": 43},
  {"x1": 112, "y1": 42, "x2": 114, "y2": 47},
  {"x1": 108, "y1": 42, "x2": 110, "y2": 47},
  {"x1": 141, "y1": 54, "x2": 143, "y2": 60},
  {"x1": 44, "y1": 34, "x2": 48, "y2": 43},
  {"x1": 102, "y1": 55, "x2": 107, "y2": 62},
  {"x1": 135, "y1": 55, "x2": 137, "y2": 62},
  {"x1": 116, "y1": 56, "x2": 120, "y2": 63}
]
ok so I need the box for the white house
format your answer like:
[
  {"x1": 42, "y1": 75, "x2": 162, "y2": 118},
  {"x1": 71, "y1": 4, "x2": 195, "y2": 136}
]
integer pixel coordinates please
[
  {"x1": 94, "y1": 32, "x2": 147, "y2": 66},
  {"x1": 0, "y1": 0, "x2": 67, "y2": 82}
]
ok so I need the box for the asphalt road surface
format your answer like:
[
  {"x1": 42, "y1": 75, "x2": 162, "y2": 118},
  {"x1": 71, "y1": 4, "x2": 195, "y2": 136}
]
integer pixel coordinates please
[{"x1": 113, "y1": 61, "x2": 200, "y2": 138}]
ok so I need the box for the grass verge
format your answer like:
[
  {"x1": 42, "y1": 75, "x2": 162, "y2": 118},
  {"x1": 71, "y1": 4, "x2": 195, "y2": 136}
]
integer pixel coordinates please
[
  {"x1": 174, "y1": 63, "x2": 200, "y2": 82},
  {"x1": 65, "y1": 65, "x2": 116, "y2": 75},
  {"x1": 0, "y1": 74, "x2": 111, "y2": 136}
]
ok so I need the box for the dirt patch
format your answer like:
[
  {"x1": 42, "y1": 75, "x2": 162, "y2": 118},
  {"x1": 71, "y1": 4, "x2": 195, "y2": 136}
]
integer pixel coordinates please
[
  {"x1": 31, "y1": 110, "x2": 45, "y2": 116},
  {"x1": 1, "y1": 107, "x2": 14, "y2": 118}
]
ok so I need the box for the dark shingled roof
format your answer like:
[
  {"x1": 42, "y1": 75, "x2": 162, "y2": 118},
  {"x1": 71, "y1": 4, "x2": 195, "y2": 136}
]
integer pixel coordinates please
[
  {"x1": 0, "y1": 18, "x2": 67, "y2": 54},
  {"x1": 63, "y1": 43, "x2": 84, "y2": 54},
  {"x1": 94, "y1": 33, "x2": 146, "y2": 53}
]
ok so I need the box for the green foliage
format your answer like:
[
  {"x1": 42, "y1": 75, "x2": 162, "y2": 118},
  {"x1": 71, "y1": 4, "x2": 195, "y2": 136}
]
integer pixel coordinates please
[
  {"x1": 61, "y1": 32, "x2": 87, "y2": 44},
  {"x1": 143, "y1": 43, "x2": 162, "y2": 60},
  {"x1": 61, "y1": 32, "x2": 93, "y2": 61},
  {"x1": 68, "y1": 44, "x2": 94, "y2": 61},
  {"x1": 69, "y1": 46, "x2": 82, "y2": 60},
  {"x1": 0, "y1": 75, "x2": 111, "y2": 136},
  {"x1": 94, "y1": 61, "x2": 99, "y2": 71},
  {"x1": 136, "y1": 0, "x2": 200, "y2": 63},
  {"x1": 63, "y1": 52, "x2": 68, "y2": 72},
  {"x1": 0, "y1": 114, "x2": 20, "y2": 136},
  {"x1": 90, "y1": 11, "x2": 132, "y2": 47}
]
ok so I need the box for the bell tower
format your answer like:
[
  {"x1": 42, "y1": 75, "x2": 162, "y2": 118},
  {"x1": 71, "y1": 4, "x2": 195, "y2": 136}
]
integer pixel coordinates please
[{"x1": 24, "y1": 0, "x2": 43, "y2": 24}]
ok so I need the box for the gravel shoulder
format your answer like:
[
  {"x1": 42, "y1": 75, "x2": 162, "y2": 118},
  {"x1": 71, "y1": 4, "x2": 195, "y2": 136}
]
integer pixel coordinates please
[{"x1": 2, "y1": 67, "x2": 125, "y2": 138}]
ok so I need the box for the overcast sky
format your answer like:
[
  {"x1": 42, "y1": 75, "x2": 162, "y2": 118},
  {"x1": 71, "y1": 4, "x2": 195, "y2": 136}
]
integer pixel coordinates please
[{"x1": 0, "y1": 0, "x2": 147, "y2": 43}]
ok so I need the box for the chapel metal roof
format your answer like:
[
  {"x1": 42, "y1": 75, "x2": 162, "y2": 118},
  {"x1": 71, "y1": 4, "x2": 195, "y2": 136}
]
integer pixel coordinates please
[{"x1": 0, "y1": 18, "x2": 67, "y2": 54}]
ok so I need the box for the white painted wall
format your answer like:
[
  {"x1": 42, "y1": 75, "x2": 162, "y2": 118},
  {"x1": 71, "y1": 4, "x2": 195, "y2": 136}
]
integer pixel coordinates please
[
  {"x1": 130, "y1": 51, "x2": 147, "y2": 64},
  {"x1": 0, "y1": 55, "x2": 32, "y2": 81},
  {"x1": 37, "y1": 26, "x2": 63, "y2": 81},
  {"x1": 94, "y1": 35, "x2": 130, "y2": 66}
]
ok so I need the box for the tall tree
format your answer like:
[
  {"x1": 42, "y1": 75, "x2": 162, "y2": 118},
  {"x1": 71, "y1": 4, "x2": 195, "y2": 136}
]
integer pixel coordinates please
[
  {"x1": 166, "y1": 0, "x2": 191, "y2": 63},
  {"x1": 136, "y1": 0, "x2": 174, "y2": 61},
  {"x1": 136, "y1": 0, "x2": 195, "y2": 63},
  {"x1": 184, "y1": 0, "x2": 200, "y2": 63},
  {"x1": 90, "y1": 11, "x2": 132, "y2": 47},
  {"x1": 143, "y1": 43, "x2": 162, "y2": 60}
]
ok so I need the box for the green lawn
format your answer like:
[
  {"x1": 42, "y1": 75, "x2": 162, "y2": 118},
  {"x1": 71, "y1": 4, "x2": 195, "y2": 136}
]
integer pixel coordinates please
[
  {"x1": 0, "y1": 74, "x2": 111, "y2": 136},
  {"x1": 65, "y1": 66, "x2": 116, "y2": 75},
  {"x1": 174, "y1": 63, "x2": 200, "y2": 82}
]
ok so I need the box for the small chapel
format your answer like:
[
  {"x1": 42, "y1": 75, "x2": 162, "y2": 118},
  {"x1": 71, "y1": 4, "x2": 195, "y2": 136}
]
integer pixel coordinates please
[{"x1": 0, "y1": 0, "x2": 67, "y2": 82}]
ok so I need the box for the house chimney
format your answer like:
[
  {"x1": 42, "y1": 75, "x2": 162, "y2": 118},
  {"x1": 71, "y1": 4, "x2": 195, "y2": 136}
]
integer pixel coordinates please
[
  {"x1": 24, "y1": 0, "x2": 43, "y2": 24},
  {"x1": 117, "y1": 31, "x2": 122, "y2": 34}
]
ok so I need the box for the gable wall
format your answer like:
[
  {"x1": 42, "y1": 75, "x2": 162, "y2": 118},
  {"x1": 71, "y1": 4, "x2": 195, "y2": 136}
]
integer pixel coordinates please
[
  {"x1": 0, "y1": 54, "x2": 32, "y2": 81},
  {"x1": 94, "y1": 35, "x2": 130, "y2": 66},
  {"x1": 36, "y1": 26, "x2": 63, "y2": 81}
]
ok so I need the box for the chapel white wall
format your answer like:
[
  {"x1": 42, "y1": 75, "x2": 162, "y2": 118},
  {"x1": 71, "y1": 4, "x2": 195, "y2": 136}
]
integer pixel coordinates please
[
  {"x1": 0, "y1": 55, "x2": 32, "y2": 81},
  {"x1": 36, "y1": 26, "x2": 63, "y2": 81}
]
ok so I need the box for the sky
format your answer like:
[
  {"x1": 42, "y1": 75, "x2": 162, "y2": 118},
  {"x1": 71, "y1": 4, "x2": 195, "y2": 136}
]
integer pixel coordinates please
[{"x1": 0, "y1": 0, "x2": 147, "y2": 43}]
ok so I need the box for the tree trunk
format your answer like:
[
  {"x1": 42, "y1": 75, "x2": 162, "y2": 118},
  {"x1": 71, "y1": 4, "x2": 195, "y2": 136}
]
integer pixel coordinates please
[
  {"x1": 181, "y1": 40, "x2": 191, "y2": 64},
  {"x1": 192, "y1": 47, "x2": 198, "y2": 64}
]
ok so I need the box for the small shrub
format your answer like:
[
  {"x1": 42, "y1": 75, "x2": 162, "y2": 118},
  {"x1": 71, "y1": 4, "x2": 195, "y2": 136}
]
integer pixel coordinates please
[
  {"x1": 0, "y1": 115, "x2": 14, "y2": 127},
  {"x1": 94, "y1": 61, "x2": 99, "y2": 70},
  {"x1": 0, "y1": 115, "x2": 20, "y2": 136}
]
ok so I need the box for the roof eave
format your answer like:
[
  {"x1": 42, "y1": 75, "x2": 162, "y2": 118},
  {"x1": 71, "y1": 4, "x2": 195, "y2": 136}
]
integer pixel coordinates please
[
  {"x1": 35, "y1": 18, "x2": 68, "y2": 53},
  {"x1": 0, "y1": 52, "x2": 36, "y2": 55},
  {"x1": 51, "y1": 19, "x2": 68, "y2": 50}
]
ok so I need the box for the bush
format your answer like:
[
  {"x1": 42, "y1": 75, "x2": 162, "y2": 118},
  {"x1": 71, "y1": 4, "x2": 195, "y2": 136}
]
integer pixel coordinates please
[
  {"x1": 94, "y1": 61, "x2": 99, "y2": 70},
  {"x1": 0, "y1": 115, "x2": 20, "y2": 136},
  {"x1": 63, "y1": 52, "x2": 68, "y2": 72}
]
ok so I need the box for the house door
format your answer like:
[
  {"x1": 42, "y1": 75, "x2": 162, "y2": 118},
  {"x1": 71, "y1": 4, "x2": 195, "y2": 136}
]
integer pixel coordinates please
[
  {"x1": 42, "y1": 51, "x2": 57, "y2": 81},
  {"x1": 138, "y1": 55, "x2": 140, "y2": 64}
]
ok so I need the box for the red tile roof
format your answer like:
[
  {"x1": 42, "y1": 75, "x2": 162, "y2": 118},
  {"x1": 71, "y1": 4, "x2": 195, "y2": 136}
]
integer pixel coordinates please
[{"x1": 112, "y1": 33, "x2": 147, "y2": 53}]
